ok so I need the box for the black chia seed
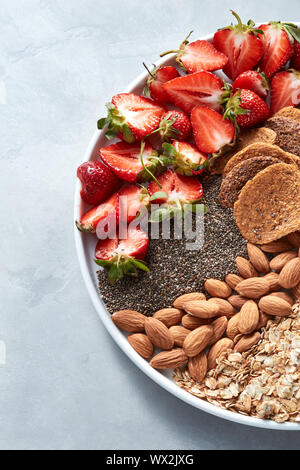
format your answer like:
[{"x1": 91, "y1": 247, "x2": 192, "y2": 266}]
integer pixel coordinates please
[{"x1": 98, "y1": 175, "x2": 247, "y2": 315}]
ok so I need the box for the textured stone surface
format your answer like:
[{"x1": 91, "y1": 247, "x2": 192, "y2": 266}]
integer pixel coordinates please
[{"x1": 1, "y1": 0, "x2": 299, "y2": 450}]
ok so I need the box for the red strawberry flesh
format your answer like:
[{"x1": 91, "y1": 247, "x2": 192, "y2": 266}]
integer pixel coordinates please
[
  {"x1": 180, "y1": 39, "x2": 228, "y2": 73},
  {"x1": 76, "y1": 192, "x2": 119, "y2": 233}
]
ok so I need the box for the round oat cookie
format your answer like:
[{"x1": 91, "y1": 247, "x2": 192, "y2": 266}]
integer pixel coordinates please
[
  {"x1": 234, "y1": 163, "x2": 300, "y2": 244},
  {"x1": 223, "y1": 143, "x2": 298, "y2": 176},
  {"x1": 219, "y1": 156, "x2": 281, "y2": 208}
]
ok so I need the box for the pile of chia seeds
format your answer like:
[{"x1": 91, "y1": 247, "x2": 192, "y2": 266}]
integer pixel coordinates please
[{"x1": 98, "y1": 175, "x2": 247, "y2": 315}]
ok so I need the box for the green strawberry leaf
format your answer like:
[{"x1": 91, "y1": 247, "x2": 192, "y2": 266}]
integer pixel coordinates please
[
  {"x1": 130, "y1": 259, "x2": 150, "y2": 273},
  {"x1": 97, "y1": 117, "x2": 109, "y2": 129},
  {"x1": 149, "y1": 191, "x2": 169, "y2": 202},
  {"x1": 105, "y1": 129, "x2": 119, "y2": 140}
]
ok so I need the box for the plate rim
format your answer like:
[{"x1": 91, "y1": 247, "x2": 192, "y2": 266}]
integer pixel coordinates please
[{"x1": 74, "y1": 28, "x2": 300, "y2": 431}]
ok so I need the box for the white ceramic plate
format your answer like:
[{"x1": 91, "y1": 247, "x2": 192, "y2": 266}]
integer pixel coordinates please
[{"x1": 74, "y1": 30, "x2": 300, "y2": 431}]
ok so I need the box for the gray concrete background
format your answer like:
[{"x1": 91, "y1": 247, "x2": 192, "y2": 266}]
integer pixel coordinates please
[{"x1": 0, "y1": 0, "x2": 300, "y2": 450}]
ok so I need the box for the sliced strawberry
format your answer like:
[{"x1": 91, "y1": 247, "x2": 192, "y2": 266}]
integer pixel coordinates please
[
  {"x1": 159, "y1": 110, "x2": 191, "y2": 141},
  {"x1": 148, "y1": 169, "x2": 203, "y2": 205},
  {"x1": 161, "y1": 33, "x2": 228, "y2": 73},
  {"x1": 143, "y1": 65, "x2": 180, "y2": 104},
  {"x1": 163, "y1": 71, "x2": 224, "y2": 114},
  {"x1": 95, "y1": 227, "x2": 149, "y2": 282},
  {"x1": 258, "y1": 22, "x2": 297, "y2": 78},
  {"x1": 233, "y1": 70, "x2": 269, "y2": 99},
  {"x1": 77, "y1": 160, "x2": 121, "y2": 206},
  {"x1": 119, "y1": 184, "x2": 150, "y2": 223},
  {"x1": 76, "y1": 192, "x2": 119, "y2": 233},
  {"x1": 291, "y1": 42, "x2": 300, "y2": 71},
  {"x1": 148, "y1": 169, "x2": 175, "y2": 204},
  {"x1": 224, "y1": 89, "x2": 270, "y2": 128},
  {"x1": 100, "y1": 141, "x2": 162, "y2": 183},
  {"x1": 98, "y1": 93, "x2": 165, "y2": 143},
  {"x1": 270, "y1": 70, "x2": 300, "y2": 114},
  {"x1": 191, "y1": 107, "x2": 235, "y2": 154},
  {"x1": 162, "y1": 140, "x2": 208, "y2": 176},
  {"x1": 213, "y1": 11, "x2": 263, "y2": 80}
]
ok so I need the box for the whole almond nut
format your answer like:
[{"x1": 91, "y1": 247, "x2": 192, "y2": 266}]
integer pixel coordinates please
[
  {"x1": 182, "y1": 314, "x2": 210, "y2": 330},
  {"x1": 204, "y1": 279, "x2": 232, "y2": 299},
  {"x1": 234, "y1": 332, "x2": 261, "y2": 353},
  {"x1": 207, "y1": 298, "x2": 236, "y2": 317},
  {"x1": 209, "y1": 316, "x2": 228, "y2": 345},
  {"x1": 260, "y1": 239, "x2": 292, "y2": 253},
  {"x1": 270, "y1": 292, "x2": 295, "y2": 306},
  {"x1": 145, "y1": 317, "x2": 174, "y2": 350},
  {"x1": 153, "y1": 308, "x2": 184, "y2": 327},
  {"x1": 258, "y1": 295, "x2": 293, "y2": 317},
  {"x1": 247, "y1": 243, "x2": 270, "y2": 273},
  {"x1": 183, "y1": 325, "x2": 214, "y2": 358},
  {"x1": 150, "y1": 349, "x2": 188, "y2": 370},
  {"x1": 228, "y1": 295, "x2": 248, "y2": 309},
  {"x1": 225, "y1": 273, "x2": 244, "y2": 290},
  {"x1": 112, "y1": 310, "x2": 145, "y2": 332},
  {"x1": 226, "y1": 314, "x2": 241, "y2": 340},
  {"x1": 207, "y1": 338, "x2": 234, "y2": 370},
  {"x1": 183, "y1": 300, "x2": 220, "y2": 319},
  {"x1": 269, "y1": 251, "x2": 297, "y2": 272},
  {"x1": 257, "y1": 312, "x2": 271, "y2": 329},
  {"x1": 264, "y1": 272, "x2": 281, "y2": 292},
  {"x1": 293, "y1": 282, "x2": 300, "y2": 299},
  {"x1": 188, "y1": 352, "x2": 207, "y2": 383},
  {"x1": 287, "y1": 231, "x2": 300, "y2": 248},
  {"x1": 236, "y1": 256, "x2": 258, "y2": 279},
  {"x1": 169, "y1": 326, "x2": 191, "y2": 347},
  {"x1": 235, "y1": 277, "x2": 270, "y2": 299},
  {"x1": 128, "y1": 334, "x2": 154, "y2": 359},
  {"x1": 173, "y1": 292, "x2": 206, "y2": 309},
  {"x1": 279, "y1": 258, "x2": 300, "y2": 289},
  {"x1": 238, "y1": 300, "x2": 259, "y2": 335}
]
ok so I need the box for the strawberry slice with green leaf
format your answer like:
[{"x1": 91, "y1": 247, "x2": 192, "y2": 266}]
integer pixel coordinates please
[
  {"x1": 191, "y1": 106, "x2": 236, "y2": 155},
  {"x1": 213, "y1": 11, "x2": 263, "y2": 80},
  {"x1": 162, "y1": 140, "x2": 208, "y2": 176},
  {"x1": 76, "y1": 192, "x2": 119, "y2": 233},
  {"x1": 160, "y1": 32, "x2": 228, "y2": 73},
  {"x1": 98, "y1": 93, "x2": 165, "y2": 143},
  {"x1": 270, "y1": 70, "x2": 300, "y2": 114},
  {"x1": 163, "y1": 71, "x2": 225, "y2": 114},
  {"x1": 95, "y1": 227, "x2": 149, "y2": 283},
  {"x1": 100, "y1": 141, "x2": 164, "y2": 183},
  {"x1": 258, "y1": 22, "x2": 300, "y2": 78},
  {"x1": 119, "y1": 184, "x2": 150, "y2": 223}
]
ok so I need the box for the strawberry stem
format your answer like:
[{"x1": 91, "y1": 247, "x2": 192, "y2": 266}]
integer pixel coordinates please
[
  {"x1": 142, "y1": 62, "x2": 156, "y2": 80},
  {"x1": 160, "y1": 49, "x2": 179, "y2": 57},
  {"x1": 140, "y1": 140, "x2": 162, "y2": 188},
  {"x1": 231, "y1": 10, "x2": 243, "y2": 31}
]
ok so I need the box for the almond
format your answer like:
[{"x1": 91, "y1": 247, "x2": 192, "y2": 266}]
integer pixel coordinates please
[
  {"x1": 144, "y1": 317, "x2": 174, "y2": 350},
  {"x1": 236, "y1": 256, "x2": 258, "y2": 279},
  {"x1": 209, "y1": 316, "x2": 228, "y2": 345},
  {"x1": 234, "y1": 332, "x2": 261, "y2": 353},
  {"x1": 226, "y1": 314, "x2": 241, "y2": 340},
  {"x1": 247, "y1": 243, "x2": 270, "y2": 273},
  {"x1": 293, "y1": 282, "x2": 300, "y2": 299},
  {"x1": 269, "y1": 251, "x2": 297, "y2": 272},
  {"x1": 228, "y1": 295, "x2": 248, "y2": 309},
  {"x1": 173, "y1": 292, "x2": 206, "y2": 309},
  {"x1": 150, "y1": 349, "x2": 188, "y2": 370},
  {"x1": 270, "y1": 292, "x2": 294, "y2": 306},
  {"x1": 287, "y1": 231, "x2": 300, "y2": 248},
  {"x1": 207, "y1": 338, "x2": 234, "y2": 370},
  {"x1": 238, "y1": 300, "x2": 259, "y2": 335},
  {"x1": 207, "y1": 298, "x2": 236, "y2": 317},
  {"x1": 188, "y1": 352, "x2": 207, "y2": 383},
  {"x1": 225, "y1": 273, "x2": 244, "y2": 290},
  {"x1": 279, "y1": 257, "x2": 300, "y2": 289},
  {"x1": 111, "y1": 310, "x2": 145, "y2": 332},
  {"x1": 258, "y1": 295, "x2": 292, "y2": 317},
  {"x1": 204, "y1": 279, "x2": 232, "y2": 299},
  {"x1": 183, "y1": 300, "x2": 220, "y2": 319},
  {"x1": 257, "y1": 312, "x2": 271, "y2": 329},
  {"x1": 183, "y1": 325, "x2": 214, "y2": 358},
  {"x1": 181, "y1": 314, "x2": 210, "y2": 330},
  {"x1": 235, "y1": 277, "x2": 270, "y2": 299},
  {"x1": 260, "y1": 239, "x2": 292, "y2": 253},
  {"x1": 128, "y1": 334, "x2": 154, "y2": 359},
  {"x1": 153, "y1": 308, "x2": 184, "y2": 327},
  {"x1": 264, "y1": 272, "x2": 281, "y2": 292},
  {"x1": 169, "y1": 326, "x2": 191, "y2": 347}
]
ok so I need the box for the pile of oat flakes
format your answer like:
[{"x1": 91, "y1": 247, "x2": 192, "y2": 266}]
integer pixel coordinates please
[{"x1": 174, "y1": 303, "x2": 300, "y2": 423}]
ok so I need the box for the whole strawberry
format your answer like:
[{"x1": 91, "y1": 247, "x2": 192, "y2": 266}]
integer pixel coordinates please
[
  {"x1": 233, "y1": 70, "x2": 269, "y2": 100},
  {"x1": 158, "y1": 110, "x2": 191, "y2": 141},
  {"x1": 77, "y1": 160, "x2": 121, "y2": 206},
  {"x1": 143, "y1": 64, "x2": 180, "y2": 104},
  {"x1": 224, "y1": 89, "x2": 270, "y2": 129}
]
